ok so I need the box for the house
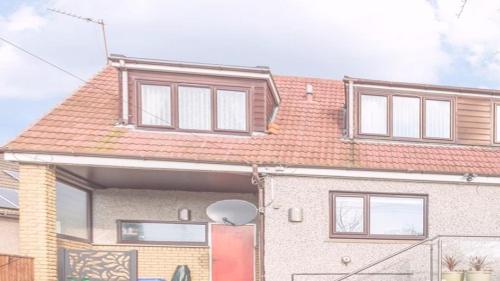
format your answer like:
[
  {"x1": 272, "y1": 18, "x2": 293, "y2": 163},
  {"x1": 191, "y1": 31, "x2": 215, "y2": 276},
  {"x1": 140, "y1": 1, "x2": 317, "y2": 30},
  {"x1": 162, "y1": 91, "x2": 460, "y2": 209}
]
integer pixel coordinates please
[
  {"x1": 2, "y1": 54, "x2": 500, "y2": 281},
  {"x1": 0, "y1": 157, "x2": 20, "y2": 255}
]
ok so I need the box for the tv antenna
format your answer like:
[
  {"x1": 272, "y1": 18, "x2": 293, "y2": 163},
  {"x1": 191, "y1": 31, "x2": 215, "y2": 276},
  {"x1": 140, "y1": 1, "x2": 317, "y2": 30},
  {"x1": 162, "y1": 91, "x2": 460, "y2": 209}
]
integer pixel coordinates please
[{"x1": 47, "y1": 8, "x2": 109, "y2": 63}]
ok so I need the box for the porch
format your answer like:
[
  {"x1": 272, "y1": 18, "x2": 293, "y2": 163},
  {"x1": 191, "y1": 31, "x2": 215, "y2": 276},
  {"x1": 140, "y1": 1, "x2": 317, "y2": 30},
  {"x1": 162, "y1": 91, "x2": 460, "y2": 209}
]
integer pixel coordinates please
[{"x1": 17, "y1": 162, "x2": 262, "y2": 281}]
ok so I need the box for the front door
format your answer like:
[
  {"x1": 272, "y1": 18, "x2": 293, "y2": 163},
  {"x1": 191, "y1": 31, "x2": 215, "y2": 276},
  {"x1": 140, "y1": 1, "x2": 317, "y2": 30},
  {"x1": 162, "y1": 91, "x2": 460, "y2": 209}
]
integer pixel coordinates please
[{"x1": 211, "y1": 224, "x2": 254, "y2": 281}]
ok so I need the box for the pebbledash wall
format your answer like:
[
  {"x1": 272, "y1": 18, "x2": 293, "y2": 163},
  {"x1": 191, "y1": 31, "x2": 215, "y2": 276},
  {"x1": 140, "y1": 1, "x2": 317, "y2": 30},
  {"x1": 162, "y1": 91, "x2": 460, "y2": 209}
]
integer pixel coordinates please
[
  {"x1": 85, "y1": 189, "x2": 258, "y2": 281},
  {"x1": 263, "y1": 175, "x2": 500, "y2": 281}
]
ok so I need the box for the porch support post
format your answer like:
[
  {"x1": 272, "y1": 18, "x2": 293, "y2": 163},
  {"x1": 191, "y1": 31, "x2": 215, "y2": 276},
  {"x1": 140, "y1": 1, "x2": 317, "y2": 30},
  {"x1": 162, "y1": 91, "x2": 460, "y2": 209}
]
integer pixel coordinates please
[{"x1": 18, "y1": 164, "x2": 58, "y2": 281}]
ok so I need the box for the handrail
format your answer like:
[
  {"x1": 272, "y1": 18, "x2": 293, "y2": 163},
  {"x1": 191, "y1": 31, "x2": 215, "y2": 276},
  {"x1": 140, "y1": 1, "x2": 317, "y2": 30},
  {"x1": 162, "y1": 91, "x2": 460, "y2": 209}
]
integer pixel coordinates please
[{"x1": 331, "y1": 234, "x2": 500, "y2": 281}]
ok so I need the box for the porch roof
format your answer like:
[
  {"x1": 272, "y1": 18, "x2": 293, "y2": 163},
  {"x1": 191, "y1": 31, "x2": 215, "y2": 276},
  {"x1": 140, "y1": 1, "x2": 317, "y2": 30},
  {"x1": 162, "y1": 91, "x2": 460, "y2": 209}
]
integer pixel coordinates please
[{"x1": 2, "y1": 66, "x2": 500, "y2": 176}]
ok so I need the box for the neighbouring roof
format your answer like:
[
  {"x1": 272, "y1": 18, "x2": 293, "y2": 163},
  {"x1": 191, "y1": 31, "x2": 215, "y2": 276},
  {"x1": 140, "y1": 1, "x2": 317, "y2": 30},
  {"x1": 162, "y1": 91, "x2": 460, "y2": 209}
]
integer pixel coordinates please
[
  {"x1": 2, "y1": 66, "x2": 500, "y2": 176},
  {"x1": 0, "y1": 157, "x2": 19, "y2": 189}
]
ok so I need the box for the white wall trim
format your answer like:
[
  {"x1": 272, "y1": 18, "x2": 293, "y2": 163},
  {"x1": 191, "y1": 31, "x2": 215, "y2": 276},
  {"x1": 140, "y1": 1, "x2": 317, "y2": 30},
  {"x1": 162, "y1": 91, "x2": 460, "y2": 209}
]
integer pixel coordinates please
[
  {"x1": 3, "y1": 153, "x2": 252, "y2": 174},
  {"x1": 355, "y1": 84, "x2": 500, "y2": 99},
  {"x1": 5, "y1": 152, "x2": 500, "y2": 185},
  {"x1": 110, "y1": 61, "x2": 281, "y2": 104}
]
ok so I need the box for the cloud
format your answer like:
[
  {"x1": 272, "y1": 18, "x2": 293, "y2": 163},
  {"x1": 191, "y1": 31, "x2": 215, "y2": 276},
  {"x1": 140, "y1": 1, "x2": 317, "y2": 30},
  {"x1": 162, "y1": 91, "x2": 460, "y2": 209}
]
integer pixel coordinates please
[{"x1": 1, "y1": 0, "x2": 500, "y2": 102}]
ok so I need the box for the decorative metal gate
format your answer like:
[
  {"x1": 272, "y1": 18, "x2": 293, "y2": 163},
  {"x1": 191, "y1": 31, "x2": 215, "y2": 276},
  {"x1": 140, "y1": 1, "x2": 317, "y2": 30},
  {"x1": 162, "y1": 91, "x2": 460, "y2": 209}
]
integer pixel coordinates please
[{"x1": 58, "y1": 248, "x2": 138, "y2": 281}]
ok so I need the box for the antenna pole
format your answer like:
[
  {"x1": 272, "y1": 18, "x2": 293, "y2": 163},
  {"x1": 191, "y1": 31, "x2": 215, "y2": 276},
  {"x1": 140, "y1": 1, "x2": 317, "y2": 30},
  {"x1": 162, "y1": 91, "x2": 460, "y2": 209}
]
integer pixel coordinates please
[{"x1": 48, "y1": 8, "x2": 109, "y2": 63}]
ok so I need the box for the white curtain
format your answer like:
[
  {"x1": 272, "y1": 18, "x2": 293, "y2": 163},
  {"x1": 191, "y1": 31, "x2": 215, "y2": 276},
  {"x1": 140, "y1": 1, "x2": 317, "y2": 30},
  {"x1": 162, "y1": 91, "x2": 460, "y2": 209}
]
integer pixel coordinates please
[
  {"x1": 217, "y1": 90, "x2": 247, "y2": 130},
  {"x1": 425, "y1": 100, "x2": 450, "y2": 138},
  {"x1": 392, "y1": 96, "x2": 420, "y2": 138},
  {"x1": 141, "y1": 85, "x2": 171, "y2": 126},
  {"x1": 496, "y1": 105, "x2": 500, "y2": 142},
  {"x1": 178, "y1": 86, "x2": 212, "y2": 130},
  {"x1": 360, "y1": 95, "x2": 387, "y2": 135}
]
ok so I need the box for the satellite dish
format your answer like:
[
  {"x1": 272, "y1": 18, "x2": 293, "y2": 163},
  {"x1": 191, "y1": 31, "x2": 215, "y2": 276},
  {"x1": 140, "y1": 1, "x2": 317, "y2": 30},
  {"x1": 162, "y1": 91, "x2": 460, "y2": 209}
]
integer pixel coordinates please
[{"x1": 207, "y1": 200, "x2": 257, "y2": 226}]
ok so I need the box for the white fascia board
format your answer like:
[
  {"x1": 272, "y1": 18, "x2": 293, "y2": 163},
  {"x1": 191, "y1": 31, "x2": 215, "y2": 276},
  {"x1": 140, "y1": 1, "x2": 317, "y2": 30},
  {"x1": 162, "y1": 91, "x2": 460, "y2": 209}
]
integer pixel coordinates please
[
  {"x1": 110, "y1": 61, "x2": 281, "y2": 104},
  {"x1": 6, "y1": 152, "x2": 500, "y2": 185},
  {"x1": 355, "y1": 84, "x2": 500, "y2": 99},
  {"x1": 3, "y1": 153, "x2": 252, "y2": 174},
  {"x1": 258, "y1": 166, "x2": 500, "y2": 185}
]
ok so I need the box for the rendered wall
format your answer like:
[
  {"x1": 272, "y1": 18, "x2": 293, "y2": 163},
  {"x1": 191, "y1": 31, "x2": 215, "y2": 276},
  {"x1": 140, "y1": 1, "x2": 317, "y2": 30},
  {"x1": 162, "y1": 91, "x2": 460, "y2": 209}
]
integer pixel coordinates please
[{"x1": 264, "y1": 176, "x2": 500, "y2": 281}]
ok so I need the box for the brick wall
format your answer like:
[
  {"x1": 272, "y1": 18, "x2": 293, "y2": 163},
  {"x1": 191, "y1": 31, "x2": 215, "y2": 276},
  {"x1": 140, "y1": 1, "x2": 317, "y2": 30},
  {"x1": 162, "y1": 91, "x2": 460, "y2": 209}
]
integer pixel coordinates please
[
  {"x1": 93, "y1": 244, "x2": 210, "y2": 281},
  {"x1": 57, "y1": 238, "x2": 92, "y2": 250},
  {"x1": 18, "y1": 164, "x2": 57, "y2": 281}
]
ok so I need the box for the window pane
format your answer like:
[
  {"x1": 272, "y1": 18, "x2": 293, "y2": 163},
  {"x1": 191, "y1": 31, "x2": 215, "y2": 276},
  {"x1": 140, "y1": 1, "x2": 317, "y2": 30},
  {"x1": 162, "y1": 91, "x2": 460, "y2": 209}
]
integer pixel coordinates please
[
  {"x1": 178, "y1": 86, "x2": 211, "y2": 130},
  {"x1": 496, "y1": 105, "x2": 500, "y2": 142},
  {"x1": 335, "y1": 196, "x2": 364, "y2": 233},
  {"x1": 121, "y1": 222, "x2": 207, "y2": 243},
  {"x1": 56, "y1": 182, "x2": 89, "y2": 239},
  {"x1": 393, "y1": 96, "x2": 420, "y2": 138},
  {"x1": 370, "y1": 196, "x2": 424, "y2": 236},
  {"x1": 360, "y1": 95, "x2": 387, "y2": 135},
  {"x1": 217, "y1": 90, "x2": 247, "y2": 131},
  {"x1": 141, "y1": 85, "x2": 171, "y2": 126},
  {"x1": 425, "y1": 100, "x2": 451, "y2": 138}
]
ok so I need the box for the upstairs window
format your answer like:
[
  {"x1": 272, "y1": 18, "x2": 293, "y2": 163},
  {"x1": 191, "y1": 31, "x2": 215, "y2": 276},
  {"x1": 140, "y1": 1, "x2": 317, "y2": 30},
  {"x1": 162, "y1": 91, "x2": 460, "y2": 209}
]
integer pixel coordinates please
[
  {"x1": 392, "y1": 96, "x2": 420, "y2": 138},
  {"x1": 138, "y1": 83, "x2": 249, "y2": 133},
  {"x1": 358, "y1": 92, "x2": 453, "y2": 141},
  {"x1": 331, "y1": 191, "x2": 427, "y2": 239},
  {"x1": 178, "y1": 86, "x2": 212, "y2": 130},
  {"x1": 360, "y1": 95, "x2": 388, "y2": 135},
  {"x1": 425, "y1": 99, "x2": 451, "y2": 139},
  {"x1": 140, "y1": 84, "x2": 172, "y2": 126}
]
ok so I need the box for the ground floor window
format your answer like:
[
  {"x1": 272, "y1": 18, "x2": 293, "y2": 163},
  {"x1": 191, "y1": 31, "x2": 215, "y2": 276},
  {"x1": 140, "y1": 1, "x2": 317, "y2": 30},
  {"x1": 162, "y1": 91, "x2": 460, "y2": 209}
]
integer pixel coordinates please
[
  {"x1": 330, "y1": 191, "x2": 427, "y2": 239},
  {"x1": 56, "y1": 181, "x2": 91, "y2": 241},
  {"x1": 118, "y1": 220, "x2": 208, "y2": 245}
]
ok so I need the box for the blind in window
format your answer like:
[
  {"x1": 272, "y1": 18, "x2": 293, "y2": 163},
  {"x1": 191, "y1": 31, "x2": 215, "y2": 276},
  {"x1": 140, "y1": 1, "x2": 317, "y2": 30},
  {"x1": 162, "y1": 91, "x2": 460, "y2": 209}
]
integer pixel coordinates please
[
  {"x1": 217, "y1": 90, "x2": 247, "y2": 131},
  {"x1": 425, "y1": 99, "x2": 451, "y2": 139},
  {"x1": 140, "y1": 85, "x2": 171, "y2": 126},
  {"x1": 392, "y1": 96, "x2": 420, "y2": 138},
  {"x1": 178, "y1": 86, "x2": 212, "y2": 130},
  {"x1": 360, "y1": 95, "x2": 388, "y2": 135}
]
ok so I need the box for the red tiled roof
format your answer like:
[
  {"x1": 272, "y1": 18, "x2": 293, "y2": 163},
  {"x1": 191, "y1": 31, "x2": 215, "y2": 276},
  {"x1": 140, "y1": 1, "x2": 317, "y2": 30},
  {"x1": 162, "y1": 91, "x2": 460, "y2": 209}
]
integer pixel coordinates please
[{"x1": 3, "y1": 67, "x2": 500, "y2": 176}]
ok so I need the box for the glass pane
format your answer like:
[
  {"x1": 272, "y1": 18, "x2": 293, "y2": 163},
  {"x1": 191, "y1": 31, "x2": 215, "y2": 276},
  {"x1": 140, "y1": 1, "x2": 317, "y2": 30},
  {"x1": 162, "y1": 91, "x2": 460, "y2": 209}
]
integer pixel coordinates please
[
  {"x1": 393, "y1": 96, "x2": 420, "y2": 138},
  {"x1": 178, "y1": 86, "x2": 212, "y2": 130},
  {"x1": 56, "y1": 182, "x2": 89, "y2": 239},
  {"x1": 121, "y1": 222, "x2": 207, "y2": 243},
  {"x1": 335, "y1": 196, "x2": 364, "y2": 233},
  {"x1": 370, "y1": 196, "x2": 424, "y2": 236},
  {"x1": 0, "y1": 187, "x2": 18, "y2": 208},
  {"x1": 360, "y1": 95, "x2": 387, "y2": 135},
  {"x1": 141, "y1": 85, "x2": 171, "y2": 126},
  {"x1": 496, "y1": 105, "x2": 500, "y2": 142},
  {"x1": 217, "y1": 90, "x2": 247, "y2": 131},
  {"x1": 425, "y1": 99, "x2": 451, "y2": 138}
]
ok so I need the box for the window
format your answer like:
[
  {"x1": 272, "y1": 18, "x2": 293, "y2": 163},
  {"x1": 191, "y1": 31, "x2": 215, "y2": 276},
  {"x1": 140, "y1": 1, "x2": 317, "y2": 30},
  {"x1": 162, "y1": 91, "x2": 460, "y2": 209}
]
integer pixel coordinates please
[
  {"x1": 331, "y1": 192, "x2": 427, "y2": 239},
  {"x1": 178, "y1": 86, "x2": 212, "y2": 130},
  {"x1": 495, "y1": 104, "x2": 500, "y2": 143},
  {"x1": 56, "y1": 182, "x2": 91, "y2": 241},
  {"x1": 392, "y1": 96, "x2": 420, "y2": 138},
  {"x1": 425, "y1": 99, "x2": 451, "y2": 139},
  {"x1": 216, "y1": 90, "x2": 247, "y2": 131},
  {"x1": 140, "y1": 84, "x2": 172, "y2": 126},
  {"x1": 360, "y1": 95, "x2": 388, "y2": 135},
  {"x1": 118, "y1": 221, "x2": 207, "y2": 245}
]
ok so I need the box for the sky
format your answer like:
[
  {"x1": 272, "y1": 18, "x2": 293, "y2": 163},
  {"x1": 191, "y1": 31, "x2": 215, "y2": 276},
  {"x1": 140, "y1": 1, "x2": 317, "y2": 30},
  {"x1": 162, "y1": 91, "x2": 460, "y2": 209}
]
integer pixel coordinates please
[{"x1": 1, "y1": 0, "x2": 500, "y2": 145}]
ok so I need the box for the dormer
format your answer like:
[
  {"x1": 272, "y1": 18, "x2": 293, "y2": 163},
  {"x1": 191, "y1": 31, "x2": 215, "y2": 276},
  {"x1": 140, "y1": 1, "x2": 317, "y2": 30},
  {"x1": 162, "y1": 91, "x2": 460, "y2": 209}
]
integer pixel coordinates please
[
  {"x1": 109, "y1": 55, "x2": 280, "y2": 135},
  {"x1": 344, "y1": 76, "x2": 500, "y2": 146}
]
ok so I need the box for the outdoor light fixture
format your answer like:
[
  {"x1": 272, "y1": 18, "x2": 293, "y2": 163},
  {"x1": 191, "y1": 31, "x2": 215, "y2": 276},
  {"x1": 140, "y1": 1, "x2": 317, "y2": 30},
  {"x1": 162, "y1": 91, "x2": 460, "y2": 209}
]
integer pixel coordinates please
[
  {"x1": 178, "y1": 208, "x2": 191, "y2": 221},
  {"x1": 288, "y1": 208, "x2": 303, "y2": 222}
]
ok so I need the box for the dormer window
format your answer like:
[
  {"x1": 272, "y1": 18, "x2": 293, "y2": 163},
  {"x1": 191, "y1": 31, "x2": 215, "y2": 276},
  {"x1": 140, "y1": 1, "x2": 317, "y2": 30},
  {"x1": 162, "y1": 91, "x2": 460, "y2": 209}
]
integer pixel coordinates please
[
  {"x1": 138, "y1": 83, "x2": 250, "y2": 133},
  {"x1": 357, "y1": 92, "x2": 454, "y2": 141}
]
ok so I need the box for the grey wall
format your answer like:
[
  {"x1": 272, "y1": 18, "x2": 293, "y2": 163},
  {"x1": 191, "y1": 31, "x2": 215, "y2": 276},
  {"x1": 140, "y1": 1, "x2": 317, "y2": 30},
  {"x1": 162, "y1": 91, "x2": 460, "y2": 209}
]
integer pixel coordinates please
[
  {"x1": 0, "y1": 217, "x2": 19, "y2": 254},
  {"x1": 264, "y1": 176, "x2": 500, "y2": 281},
  {"x1": 92, "y1": 188, "x2": 257, "y2": 244}
]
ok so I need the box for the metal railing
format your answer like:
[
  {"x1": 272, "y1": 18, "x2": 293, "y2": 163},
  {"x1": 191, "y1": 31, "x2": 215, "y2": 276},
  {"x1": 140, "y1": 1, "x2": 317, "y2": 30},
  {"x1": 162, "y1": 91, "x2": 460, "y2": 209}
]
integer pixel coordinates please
[{"x1": 330, "y1": 234, "x2": 500, "y2": 281}]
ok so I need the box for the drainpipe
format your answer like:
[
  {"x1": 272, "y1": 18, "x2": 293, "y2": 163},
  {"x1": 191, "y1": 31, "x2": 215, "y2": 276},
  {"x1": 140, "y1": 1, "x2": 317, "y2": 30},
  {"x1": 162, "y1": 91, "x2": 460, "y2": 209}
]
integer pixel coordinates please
[
  {"x1": 252, "y1": 165, "x2": 266, "y2": 281},
  {"x1": 348, "y1": 80, "x2": 354, "y2": 139},
  {"x1": 120, "y1": 59, "x2": 129, "y2": 124}
]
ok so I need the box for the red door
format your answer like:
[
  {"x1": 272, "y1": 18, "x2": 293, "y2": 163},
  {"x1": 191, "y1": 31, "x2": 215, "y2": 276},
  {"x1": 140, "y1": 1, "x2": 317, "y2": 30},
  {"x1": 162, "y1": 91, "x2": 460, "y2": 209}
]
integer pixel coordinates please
[{"x1": 211, "y1": 224, "x2": 254, "y2": 281}]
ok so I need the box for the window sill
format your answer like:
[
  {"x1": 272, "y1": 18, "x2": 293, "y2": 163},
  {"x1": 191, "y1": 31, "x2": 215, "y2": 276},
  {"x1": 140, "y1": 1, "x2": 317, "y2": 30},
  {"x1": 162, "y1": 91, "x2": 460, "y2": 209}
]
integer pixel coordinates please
[{"x1": 325, "y1": 238, "x2": 426, "y2": 244}]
